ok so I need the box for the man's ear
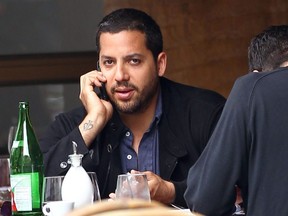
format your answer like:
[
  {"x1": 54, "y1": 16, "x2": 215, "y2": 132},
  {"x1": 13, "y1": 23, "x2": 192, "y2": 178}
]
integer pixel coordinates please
[
  {"x1": 157, "y1": 52, "x2": 167, "y2": 77},
  {"x1": 280, "y1": 61, "x2": 288, "y2": 68}
]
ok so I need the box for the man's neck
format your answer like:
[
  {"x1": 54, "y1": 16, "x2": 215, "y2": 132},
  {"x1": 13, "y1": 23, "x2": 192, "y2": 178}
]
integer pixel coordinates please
[
  {"x1": 120, "y1": 94, "x2": 158, "y2": 136},
  {"x1": 121, "y1": 100, "x2": 157, "y2": 154}
]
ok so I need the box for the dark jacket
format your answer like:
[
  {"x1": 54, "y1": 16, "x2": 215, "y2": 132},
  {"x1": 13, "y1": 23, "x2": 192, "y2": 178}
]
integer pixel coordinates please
[
  {"x1": 40, "y1": 77, "x2": 225, "y2": 207},
  {"x1": 185, "y1": 68, "x2": 288, "y2": 215}
]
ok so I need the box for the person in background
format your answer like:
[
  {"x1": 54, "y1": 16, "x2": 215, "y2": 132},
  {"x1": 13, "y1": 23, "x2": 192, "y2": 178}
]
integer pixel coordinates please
[
  {"x1": 248, "y1": 25, "x2": 288, "y2": 72},
  {"x1": 184, "y1": 25, "x2": 288, "y2": 215},
  {"x1": 39, "y1": 8, "x2": 225, "y2": 207},
  {"x1": 236, "y1": 25, "x2": 288, "y2": 211}
]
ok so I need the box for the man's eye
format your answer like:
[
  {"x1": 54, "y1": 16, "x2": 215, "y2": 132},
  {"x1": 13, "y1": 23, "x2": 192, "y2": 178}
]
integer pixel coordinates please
[
  {"x1": 104, "y1": 60, "x2": 114, "y2": 65},
  {"x1": 130, "y1": 59, "x2": 141, "y2": 65}
]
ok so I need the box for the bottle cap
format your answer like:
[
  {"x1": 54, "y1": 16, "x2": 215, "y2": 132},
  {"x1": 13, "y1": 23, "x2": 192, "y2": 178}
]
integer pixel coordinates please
[
  {"x1": 68, "y1": 154, "x2": 83, "y2": 167},
  {"x1": 68, "y1": 141, "x2": 83, "y2": 167}
]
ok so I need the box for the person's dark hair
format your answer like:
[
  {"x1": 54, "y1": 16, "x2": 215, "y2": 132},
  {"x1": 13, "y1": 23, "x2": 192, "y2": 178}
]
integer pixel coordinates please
[
  {"x1": 96, "y1": 8, "x2": 163, "y2": 62},
  {"x1": 248, "y1": 25, "x2": 288, "y2": 72}
]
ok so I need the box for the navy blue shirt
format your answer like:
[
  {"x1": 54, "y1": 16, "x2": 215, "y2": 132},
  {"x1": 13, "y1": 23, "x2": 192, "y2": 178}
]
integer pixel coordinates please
[{"x1": 120, "y1": 92, "x2": 162, "y2": 175}]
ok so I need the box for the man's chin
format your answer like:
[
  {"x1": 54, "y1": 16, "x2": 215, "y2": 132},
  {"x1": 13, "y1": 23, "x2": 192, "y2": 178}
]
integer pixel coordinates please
[{"x1": 115, "y1": 102, "x2": 145, "y2": 114}]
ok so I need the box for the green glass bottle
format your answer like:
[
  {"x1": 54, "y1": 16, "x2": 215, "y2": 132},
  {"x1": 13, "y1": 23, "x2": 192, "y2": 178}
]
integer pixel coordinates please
[{"x1": 10, "y1": 102, "x2": 43, "y2": 216}]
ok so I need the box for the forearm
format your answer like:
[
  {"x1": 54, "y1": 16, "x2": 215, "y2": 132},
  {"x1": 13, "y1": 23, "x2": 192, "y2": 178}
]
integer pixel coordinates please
[
  {"x1": 156, "y1": 180, "x2": 175, "y2": 204},
  {"x1": 144, "y1": 171, "x2": 177, "y2": 205},
  {"x1": 79, "y1": 113, "x2": 106, "y2": 148},
  {"x1": 150, "y1": 179, "x2": 188, "y2": 208}
]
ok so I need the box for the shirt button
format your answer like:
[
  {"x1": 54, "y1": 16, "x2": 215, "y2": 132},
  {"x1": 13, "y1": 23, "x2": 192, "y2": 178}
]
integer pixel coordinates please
[
  {"x1": 125, "y1": 131, "x2": 130, "y2": 136},
  {"x1": 107, "y1": 144, "x2": 112, "y2": 152},
  {"x1": 60, "y1": 162, "x2": 67, "y2": 168},
  {"x1": 127, "y1": 155, "x2": 132, "y2": 160}
]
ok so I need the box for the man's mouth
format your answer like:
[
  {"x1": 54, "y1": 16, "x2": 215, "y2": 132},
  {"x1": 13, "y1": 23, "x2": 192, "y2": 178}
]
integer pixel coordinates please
[{"x1": 114, "y1": 88, "x2": 134, "y2": 100}]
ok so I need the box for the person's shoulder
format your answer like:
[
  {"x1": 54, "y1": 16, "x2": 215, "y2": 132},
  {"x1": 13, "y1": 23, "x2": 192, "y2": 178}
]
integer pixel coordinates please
[
  {"x1": 256, "y1": 67, "x2": 288, "y2": 83},
  {"x1": 55, "y1": 106, "x2": 86, "y2": 123},
  {"x1": 160, "y1": 77, "x2": 226, "y2": 103},
  {"x1": 235, "y1": 67, "x2": 288, "y2": 91},
  {"x1": 66, "y1": 106, "x2": 86, "y2": 116}
]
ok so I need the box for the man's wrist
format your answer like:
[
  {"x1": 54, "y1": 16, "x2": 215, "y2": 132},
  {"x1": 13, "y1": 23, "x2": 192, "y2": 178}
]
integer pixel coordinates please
[{"x1": 164, "y1": 181, "x2": 176, "y2": 203}]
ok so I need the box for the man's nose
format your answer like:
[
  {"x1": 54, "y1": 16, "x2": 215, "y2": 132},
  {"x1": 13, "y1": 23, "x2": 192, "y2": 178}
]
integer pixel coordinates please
[{"x1": 114, "y1": 64, "x2": 129, "y2": 81}]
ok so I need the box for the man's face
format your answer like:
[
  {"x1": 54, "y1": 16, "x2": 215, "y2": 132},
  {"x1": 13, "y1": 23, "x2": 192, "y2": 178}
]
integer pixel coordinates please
[{"x1": 98, "y1": 30, "x2": 164, "y2": 114}]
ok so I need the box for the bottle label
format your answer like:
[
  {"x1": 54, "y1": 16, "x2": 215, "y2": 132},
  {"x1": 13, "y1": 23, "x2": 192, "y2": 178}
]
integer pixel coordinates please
[
  {"x1": 10, "y1": 173, "x2": 41, "y2": 212},
  {"x1": 12, "y1": 140, "x2": 20, "y2": 148}
]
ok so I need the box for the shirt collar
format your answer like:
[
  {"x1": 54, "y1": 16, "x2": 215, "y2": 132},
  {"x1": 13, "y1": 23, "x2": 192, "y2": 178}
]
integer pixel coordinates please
[
  {"x1": 139, "y1": 89, "x2": 163, "y2": 133},
  {"x1": 155, "y1": 89, "x2": 163, "y2": 124}
]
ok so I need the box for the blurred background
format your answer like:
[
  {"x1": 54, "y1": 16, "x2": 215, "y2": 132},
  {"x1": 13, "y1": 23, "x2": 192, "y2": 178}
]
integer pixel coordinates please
[{"x1": 1, "y1": 0, "x2": 288, "y2": 156}]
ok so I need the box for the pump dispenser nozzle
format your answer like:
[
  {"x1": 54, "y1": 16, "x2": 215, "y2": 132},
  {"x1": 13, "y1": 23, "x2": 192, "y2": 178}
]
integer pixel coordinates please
[{"x1": 69, "y1": 141, "x2": 83, "y2": 167}]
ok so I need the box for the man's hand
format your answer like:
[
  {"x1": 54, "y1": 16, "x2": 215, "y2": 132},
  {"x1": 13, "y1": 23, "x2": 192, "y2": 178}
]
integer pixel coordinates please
[
  {"x1": 79, "y1": 71, "x2": 113, "y2": 147},
  {"x1": 108, "y1": 193, "x2": 116, "y2": 201},
  {"x1": 131, "y1": 170, "x2": 175, "y2": 204}
]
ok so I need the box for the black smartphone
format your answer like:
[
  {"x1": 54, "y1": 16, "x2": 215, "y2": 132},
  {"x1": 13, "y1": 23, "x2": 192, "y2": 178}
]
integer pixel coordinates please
[
  {"x1": 99, "y1": 82, "x2": 108, "y2": 101},
  {"x1": 95, "y1": 62, "x2": 109, "y2": 101}
]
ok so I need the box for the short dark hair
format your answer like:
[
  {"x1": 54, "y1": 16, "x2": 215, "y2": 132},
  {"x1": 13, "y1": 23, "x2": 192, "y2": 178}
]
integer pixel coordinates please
[
  {"x1": 248, "y1": 25, "x2": 288, "y2": 72},
  {"x1": 96, "y1": 8, "x2": 163, "y2": 62}
]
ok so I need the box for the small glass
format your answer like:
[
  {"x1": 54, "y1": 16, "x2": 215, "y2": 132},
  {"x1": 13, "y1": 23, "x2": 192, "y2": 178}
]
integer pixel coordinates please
[
  {"x1": 41, "y1": 176, "x2": 65, "y2": 215},
  {"x1": 115, "y1": 173, "x2": 150, "y2": 201},
  {"x1": 0, "y1": 156, "x2": 11, "y2": 216},
  {"x1": 87, "y1": 172, "x2": 101, "y2": 202}
]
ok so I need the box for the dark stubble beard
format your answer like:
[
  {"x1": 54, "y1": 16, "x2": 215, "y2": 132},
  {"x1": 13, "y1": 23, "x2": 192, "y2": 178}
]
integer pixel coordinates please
[{"x1": 110, "y1": 73, "x2": 160, "y2": 114}]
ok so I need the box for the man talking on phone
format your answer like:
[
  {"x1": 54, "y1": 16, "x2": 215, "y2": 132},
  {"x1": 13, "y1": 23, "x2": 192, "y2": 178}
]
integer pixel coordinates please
[{"x1": 39, "y1": 8, "x2": 225, "y2": 207}]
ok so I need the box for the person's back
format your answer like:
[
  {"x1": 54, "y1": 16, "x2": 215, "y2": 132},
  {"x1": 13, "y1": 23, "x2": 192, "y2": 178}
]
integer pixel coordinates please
[
  {"x1": 244, "y1": 68, "x2": 288, "y2": 215},
  {"x1": 184, "y1": 67, "x2": 288, "y2": 215}
]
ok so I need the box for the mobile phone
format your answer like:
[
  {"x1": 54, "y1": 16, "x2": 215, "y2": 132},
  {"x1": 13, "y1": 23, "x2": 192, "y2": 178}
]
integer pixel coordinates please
[
  {"x1": 95, "y1": 62, "x2": 108, "y2": 101},
  {"x1": 99, "y1": 82, "x2": 108, "y2": 101}
]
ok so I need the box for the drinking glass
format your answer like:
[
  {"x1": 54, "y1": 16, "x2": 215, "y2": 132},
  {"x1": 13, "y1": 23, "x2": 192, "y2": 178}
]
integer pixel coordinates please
[
  {"x1": 87, "y1": 172, "x2": 101, "y2": 202},
  {"x1": 115, "y1": 173, "x2": 150, "y2": 201},
  {"x1": 0, "y1": 156, "x2": 11, "y2": 216},
  {"x1": 42, "y1": 176, "x2": 65, "y2": 215}
]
